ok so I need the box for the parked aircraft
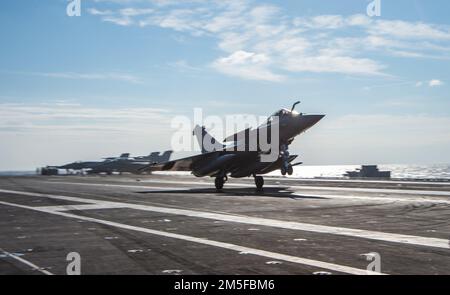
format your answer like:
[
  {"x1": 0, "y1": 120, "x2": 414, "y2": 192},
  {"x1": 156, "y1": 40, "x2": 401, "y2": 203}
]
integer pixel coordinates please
[
  {"x1": 58, "y1": 151, "x2": 173, "y2": 174},
  {"x1": 58, "y1": 153, "x2": 130, "y2": 171},
  {"x1": 88, "y1": 151, "x2": 173, "y2": 175}
]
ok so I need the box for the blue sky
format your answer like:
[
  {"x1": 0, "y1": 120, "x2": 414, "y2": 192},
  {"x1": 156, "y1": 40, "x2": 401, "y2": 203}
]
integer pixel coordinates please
[{"x1": 1, "y1": 0, "x2": 450, "y2": 169}]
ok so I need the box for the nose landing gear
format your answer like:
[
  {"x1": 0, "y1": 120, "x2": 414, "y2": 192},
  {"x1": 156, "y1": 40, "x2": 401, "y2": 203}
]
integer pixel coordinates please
[
  {"x1": 281, "y1": 165, "x2": 294, "y2": 176},
  {"x1": 280, "y1": 144, "x2": 294, "y2": 176}
]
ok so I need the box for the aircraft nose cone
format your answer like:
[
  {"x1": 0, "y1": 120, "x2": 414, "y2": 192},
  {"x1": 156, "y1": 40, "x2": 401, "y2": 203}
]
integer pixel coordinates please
[
  {"x1": 295, "y1": 114, "x2": 325, "y2": 134},
  {"x1": 305, "y1": 114, "x2": 325, "y2": 126}
]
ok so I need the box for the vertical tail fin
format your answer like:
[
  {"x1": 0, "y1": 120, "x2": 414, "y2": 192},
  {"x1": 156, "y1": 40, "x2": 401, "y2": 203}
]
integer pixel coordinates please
[
  {"x1": 160, "y1": 150, "x2": 173, "y2": 162},
  {"x1": 193, "y1": 125, "x2": 222, "y2": 154},
  {"x1": 146, "y1": 151, "x2": 173, "y2": 163}
]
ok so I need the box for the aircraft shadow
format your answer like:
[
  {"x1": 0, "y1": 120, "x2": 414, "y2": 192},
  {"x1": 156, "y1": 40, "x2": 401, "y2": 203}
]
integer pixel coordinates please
[{"x1": 136, "y1": 187, "x2": 328, "y2": 200}]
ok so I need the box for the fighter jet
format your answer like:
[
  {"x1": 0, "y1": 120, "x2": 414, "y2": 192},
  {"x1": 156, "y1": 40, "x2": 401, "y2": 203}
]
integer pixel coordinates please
[
  {"x1": 88, "y1": 151, "x2": 173, "y2": 175},
  {"x1": 140, "y1": 102, "x2": 324, "y2": 190},
  {"x1": 58, "y1": 152, "x2": 173, "y2": 174},
  {"x1": 58, "y1": 153, "x2": 131, "y2": 171},
  {"x1": 134, "y1": 151, "x2": 173, "y2": 162}
]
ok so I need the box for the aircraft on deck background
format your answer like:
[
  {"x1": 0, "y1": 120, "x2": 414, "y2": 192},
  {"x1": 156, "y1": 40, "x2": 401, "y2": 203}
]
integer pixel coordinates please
[{"x1": 57, "y1": 151, "x2": 173, "y2": 175}]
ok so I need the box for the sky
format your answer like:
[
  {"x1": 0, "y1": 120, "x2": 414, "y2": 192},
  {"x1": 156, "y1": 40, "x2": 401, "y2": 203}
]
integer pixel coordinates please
[{"x1": 1, "y1": 0, "x2": 450, "y2": 170}]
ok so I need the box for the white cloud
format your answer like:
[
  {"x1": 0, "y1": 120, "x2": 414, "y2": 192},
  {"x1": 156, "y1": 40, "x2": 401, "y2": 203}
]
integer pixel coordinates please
[
  {"x1": 346, "y1": 14, "x2": 372, "y2": 27},
  {"x1": 413, "y1": 80, "x2": 444, "y2": 87},
  {"x1": 87, "y1": 1, "x2": 450, "y2": 80},
  {"x1": 370, "y1": 20, "x2": 450, "y2": 40},
  {"x1": 103, "y1": 16, "x2": 133, "y2": 26},
  {"x1": 306, "y1": 15, "x2": 345, "y2": 29},
  {"x1": 212, "y1": 50, "x2": 284, "y2": 82},
  {"x1": 168, "y1": 60, "x2": 202, "y2": 73},
  {"x1": 0, "y1": 103, "x2": 171, "y2": 136},
  {"x1": 31, "y1": 72, "x2": 142, "y2": 84},
  {"x1": 282, "y1": 56, "x2": 385, "y2": 76},
  {"x1": 87, "y1": 8, "x2": 113, "y2": 16},
  {"x1": 294, "y1": 14, "x2": 372, "y2": 29},
  {"x1": 429, "y1": 79, "x2": 444, "y2": 87},
  {"x1": 119, "y1": 8, "x2": 154, "y2": 17}
]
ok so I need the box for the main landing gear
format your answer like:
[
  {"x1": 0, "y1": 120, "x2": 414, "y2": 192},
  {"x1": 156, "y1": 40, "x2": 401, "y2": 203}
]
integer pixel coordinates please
[
  {"x1": 215, "y1": 177, "x2": 224, "y2": 190},
  {"x1": 254, "y1": 176, "x2": 264, "y2": 191},
  {"x1": 214, "y1": 175, "x2": 265, "y2": 191},
  {"x1": 215, "y1": 175, "x2": 227, "y2": 190}
]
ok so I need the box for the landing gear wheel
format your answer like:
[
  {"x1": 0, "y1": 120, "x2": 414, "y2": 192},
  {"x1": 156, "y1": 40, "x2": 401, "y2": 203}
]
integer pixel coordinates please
[
  {"x1": 215, "y1": 177, "x2": 224, "y2": 190},
  {"x1": 287, "y1": 164, "x2": 293, "y2": 176},
  {"x1": 281, "y1": 166, "x2": 287, "y2": 176},
  {"x1": 255, "y1": 176, "x2": 264, "y2": 191}
]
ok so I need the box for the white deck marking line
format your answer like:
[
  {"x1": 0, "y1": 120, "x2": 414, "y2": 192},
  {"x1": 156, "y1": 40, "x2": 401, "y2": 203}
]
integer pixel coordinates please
[
  {"x1": 116, "y1": 179, "x2": 450, "y2": 195},
  {"x1": 0, "y1": 200, "x2": 383, "y2": 275},
  {"x1": 0, "y1": 189, "x2": 100, "y2": 204},
  {"x1": 0, "y1": 248, "x2": 53, "y2": 275},
  {"x1": 44, "y1": 181, "x2": 450, "y2": 204},
  {"x1": 289, "y1": 185, "x2": 450, "y2": 196},
  {"x1": 46, "y1": 180, "x2": 450, "y2": 196},
  {"x1": 274, "y1": 177, "x2": 450, "y2": 186},
  {"x1": 0, "y1": 189, "x2": 448, "y2": 249},
  {"x1": 37, "y1": 203, "x2": 129, "y2": 212},
  {"x1": 290, "y1": 193, "x2": 450, "y2": 205},
  {"x1": 43, "y1": 181, "x2": 184, "y2": 191}
]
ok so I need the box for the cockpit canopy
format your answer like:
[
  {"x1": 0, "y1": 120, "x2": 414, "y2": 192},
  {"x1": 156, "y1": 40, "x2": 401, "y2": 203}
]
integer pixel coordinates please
[{"x1": 267, "y1": 108, "x2": 300, "y2": 123}]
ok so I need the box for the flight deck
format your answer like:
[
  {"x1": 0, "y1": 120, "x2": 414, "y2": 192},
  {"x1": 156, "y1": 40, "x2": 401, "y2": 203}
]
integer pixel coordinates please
[{"x1": 0, "y1": 174, "x2": 449, "y2": 275}]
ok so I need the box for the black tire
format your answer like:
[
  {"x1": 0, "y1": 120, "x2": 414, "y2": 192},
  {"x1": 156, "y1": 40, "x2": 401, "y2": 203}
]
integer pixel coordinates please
[
  {"x1": 281, "y1": 166, "x2": 287, "y2": 176},
  {"x1": 255, "y1": 176, "x2": 264, "y2": 190},
  {"x1": 215, "y1": 177, "x2": 224, "y2": 190}
]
